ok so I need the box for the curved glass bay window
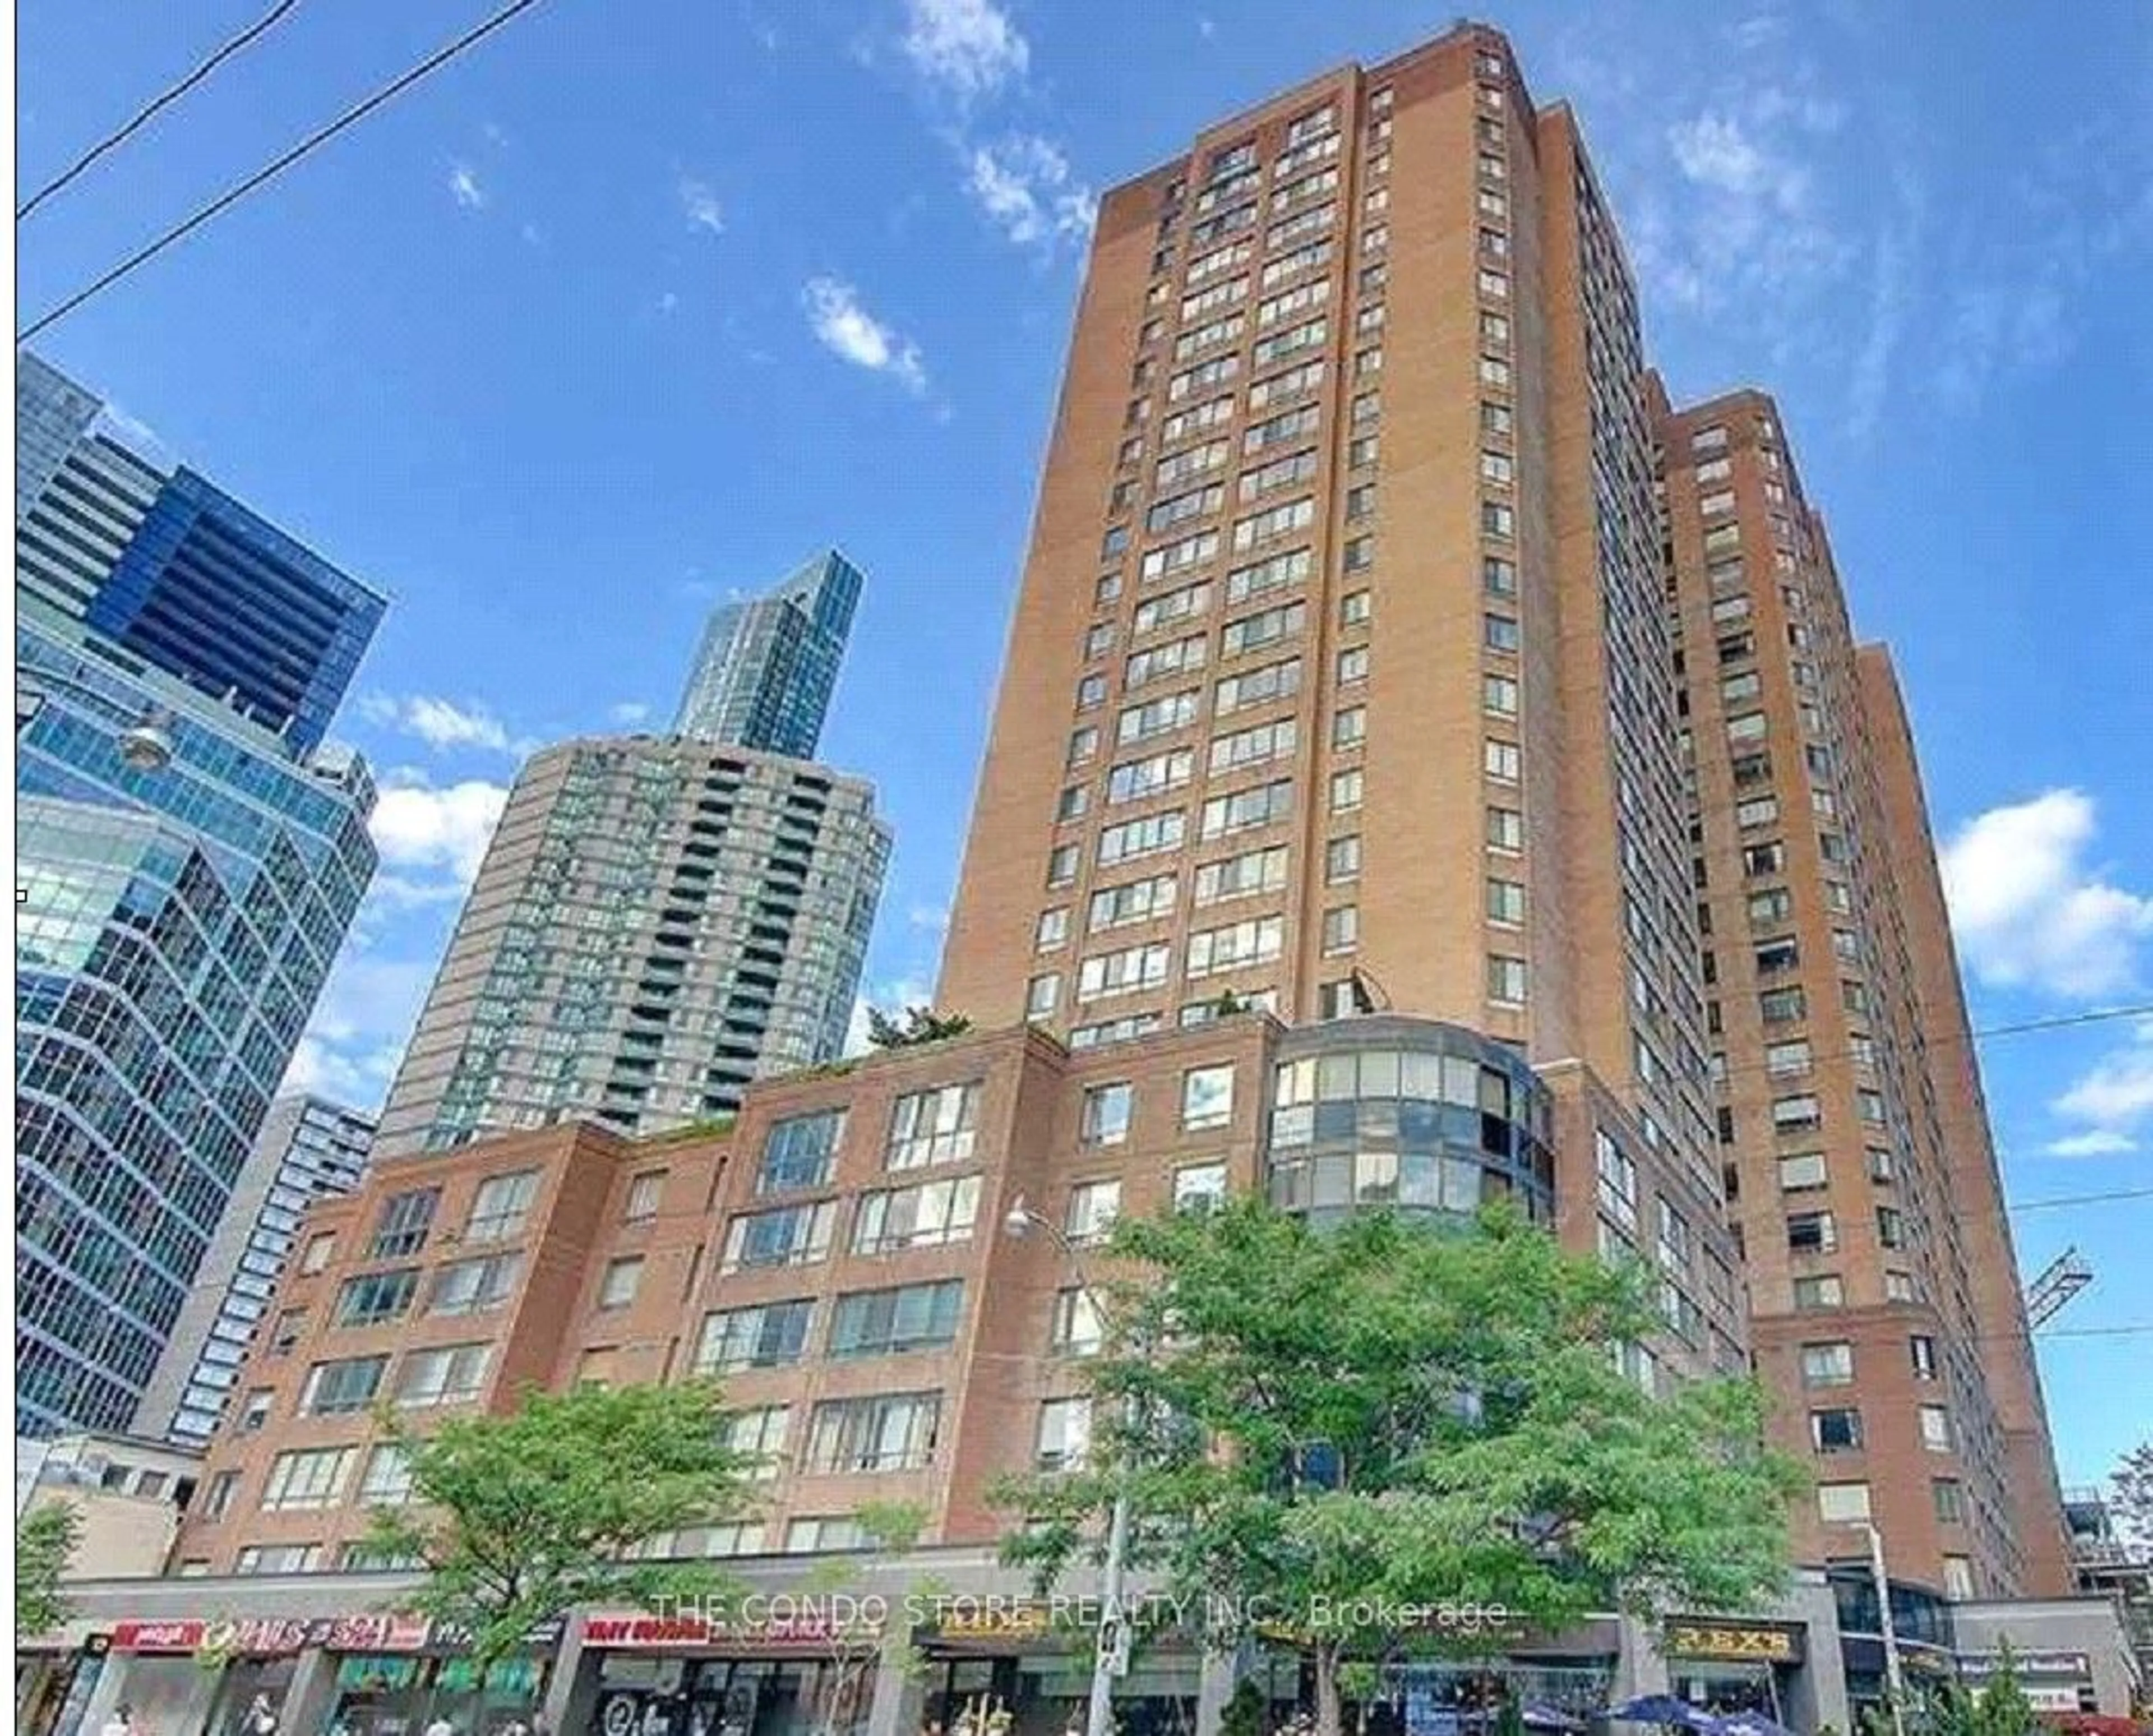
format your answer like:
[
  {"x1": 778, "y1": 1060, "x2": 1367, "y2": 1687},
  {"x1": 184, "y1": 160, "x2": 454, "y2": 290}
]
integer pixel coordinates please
[{"x1": 1266, "y1": 1018, "x2": 1555, "y2": 1224}]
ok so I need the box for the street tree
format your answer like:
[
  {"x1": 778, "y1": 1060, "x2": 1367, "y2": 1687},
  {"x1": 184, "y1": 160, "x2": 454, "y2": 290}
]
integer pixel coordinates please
[
  {"x1": 866, "y1": 1006, "x2": 973, "y2": 1049},
  {"x1": 2109, "y1": 1440, "x2": 2153, "y2": 1551},
  {"x1": 16, "y1": 1500, "x2": 81, "y2": 1638},
  {"x1": 365, "y1": 1379, "x2": 761, "y2": 1669},
  {"x1": 995, "y1": 1198, "x2": 1804, "y2": 1736},
  {"x1": 790, "y1": 1500, "x2": 946, "y2": 1736}
]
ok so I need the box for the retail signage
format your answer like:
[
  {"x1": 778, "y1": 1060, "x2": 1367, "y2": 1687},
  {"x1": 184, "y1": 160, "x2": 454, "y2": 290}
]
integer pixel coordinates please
[
  {"x1": 111, "y1": 1613, "x2": 561, "y2": 1658},
  {"x1": 1662, "y1": 1622, "x2": 1803, "y2": 1664},
  {"x1": 584, "y1": 1614, "x2": 853, "y2": 1650},
  {"x1": 113, "y1": 1621, "x2": 207, "y2": 1654},
  {"x1": 932, "y1": 1605, "x2": 1056, "y2": 1641},
  {"x1": 1960, "y1": 1652, "x2": 2089, "y2": 1678}
]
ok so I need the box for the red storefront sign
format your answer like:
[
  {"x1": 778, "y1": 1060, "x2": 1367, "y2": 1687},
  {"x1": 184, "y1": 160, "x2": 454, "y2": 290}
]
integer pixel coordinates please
[{"x1": 112, "y1": 1621, "x2": 207, "y2": 1654}]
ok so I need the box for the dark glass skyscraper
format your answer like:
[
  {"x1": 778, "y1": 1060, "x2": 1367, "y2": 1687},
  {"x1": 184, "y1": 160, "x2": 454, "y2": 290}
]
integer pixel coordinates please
[
  {"x1": 672, "y1": 548, "x2": 862, "y2": 756},
  {"x1": 13, "y1": 357, "x2": 384, "y2": 1437}
]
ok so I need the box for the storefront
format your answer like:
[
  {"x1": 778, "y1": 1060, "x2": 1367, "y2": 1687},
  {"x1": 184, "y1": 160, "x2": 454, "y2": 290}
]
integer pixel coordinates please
[
  {"x1": 916, "y1": 1602, "x2": 1204, "y2": 1736},
  {"x1": 324, "y1": 1615, "x2": 554, "y2": 1736},
  {"x1": 1958, "y1": 1651, "x2": 2100, "y2": 1716},
  {"x1": 15, "y1": 1638, "x2": 112, "y2": 1736},
  {"x1": 1662, "y1": 1619, "x2": 1806, "y2": 1721},
  {"x1": 579, "y1": 1612, "x2": 883, "y2": 1736}
]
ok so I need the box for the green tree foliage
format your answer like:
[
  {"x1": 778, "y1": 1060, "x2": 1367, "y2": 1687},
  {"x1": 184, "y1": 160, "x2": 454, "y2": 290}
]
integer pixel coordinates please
[
  {"x1": 1219, "y1": 1680, "x2": 1269, "y2": 1736},
  {"x1": 995, "y1": 1198, "x2": 1804, "y2": 1736},
  {"x1": 365, "y1": 1381, "x2": 760, "y2": 1669},
  {"x1": 866, "y1": 1006, "x2": 973, "y2": 1049},
  {"x1": 791, "y1": 1501, "x2": 944, "y2": 1736},
  {"x1": 2110, "y1": 1439, "x2": 2153, "y2": 1551},
  {"x1": 15, "y1": 1500, "x2": 81, "y2": 1637}
]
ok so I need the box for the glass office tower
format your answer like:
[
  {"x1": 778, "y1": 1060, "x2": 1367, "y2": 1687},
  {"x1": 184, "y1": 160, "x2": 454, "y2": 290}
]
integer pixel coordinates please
[{"x1": 13, "y1": 356, "x2": 385, "y2": 1437}]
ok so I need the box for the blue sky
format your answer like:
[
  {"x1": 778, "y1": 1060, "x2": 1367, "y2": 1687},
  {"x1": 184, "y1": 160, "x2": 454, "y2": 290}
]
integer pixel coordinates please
[{"x1": 17, "y1": 1, "x2": 2151, "y2": 1487}]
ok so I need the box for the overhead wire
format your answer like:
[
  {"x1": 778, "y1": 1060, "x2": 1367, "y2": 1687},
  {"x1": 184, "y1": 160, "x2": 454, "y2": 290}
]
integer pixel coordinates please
[
  {"x1": 16, "y1": 0, "x2": 309, "y2": 221},
  {"x1": 16, "y1": 0, "x2": 551, "y2": 344}
]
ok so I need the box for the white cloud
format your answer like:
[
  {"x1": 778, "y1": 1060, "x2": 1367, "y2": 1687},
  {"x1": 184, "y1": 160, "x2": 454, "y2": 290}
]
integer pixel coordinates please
[
  {"x1": 282, "y1": 956, "x2": 440, "y2": 1110},
  {"x1": 608, "y1": 701, "x2": 653, "y2": 727},
  {"x1": 679, "y1": 177, "x2": 726, "y2": 236},
  {"x1": 2045, "y1": 1024, "x2": 2153, "y2": 1157},
  {"x1": 802, "y1": 277, "x2": 927, "y2": 392},
  {"x1": 965, "y1": 134, "x2": 1096, "y2": 251},
  {"x1": 2043, "y1": 1129, "x2": 2137, "y2": 1158},
  {"x1": 369, "y1": 777, "x2": 510, "y2": 887},
  {"x1": 359, "y1": 693, "x2": 527, "y2": 757},
  {"x1": 1939, "y1": 790, "x2": 2153, "y2": 1000},
  {"x1": 449, "y1": 163, "x2": 486, "y2": 209},
  {"x1": 658, "y1": 291, "x2": 681, "y2": 316},
  {"x1": 907, "y1": 902, "x2": 950, "y2": 932},
  {"x1": 899, "y1": 0, "x2": 1028, "y2": 102}
]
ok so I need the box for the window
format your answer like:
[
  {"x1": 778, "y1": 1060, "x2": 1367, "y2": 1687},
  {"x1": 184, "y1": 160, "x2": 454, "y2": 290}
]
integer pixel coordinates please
[
  {"x1": 1078, "y1": 673, "x2": 1107, "y2": 711},
  {"x1": 1330, "y1": 769, "x2": 1364, "y2": 812},
  {"x1": 1484, "y1": 739, "x2": 1521, "y2": 782},
  {"x1": 1910, "y1": 1334, "x2": 1939, "y2": 1381},
  {"x1": 695, "y1": 1299, "x2": 815, "y2": 1374},
  {"x1": 1056, "y1": 785, "x2": 1089, "y2": 822},
  {"x1": 1200, "y1": 783, "x2": 1294, "y2": 846},
  {"x1": 1596, "y1": 1133, "x2": 1637, "y2": 1231},
  {"x1": 1110, "y1": 747, "x2": 1196, "y2": 802},
  {"x1": 302, "y1": 1356, "x2": 387, "y2": 1415},
  {"x1": 1877, "y1": 1206, "x2": 1906, "y2": 1249},
  {"x1": 429, "y1": 1252, "x2": 521, "y2": 1317},
  {"x1": 1934, "y1": 1479, "x2": 1966, "y2": 1524},
  {"x1": 1089, "y1": 875, "x2": 1177, "y2": 931},
  {"x1": 1919, "y1": 1403, "x2": 1953, "y2": 1452},
  {"x1": 1210, "y1": 718, "x2": 1297, "y2": 776},
  {"x1": 335, "y1": 1269, "x2": 419, "y2": 1328},
  {"x1": 1486, "y1": 877, "x2": 1526, "y2": 925},
  {"x1": 1811, "y1": 1408, "x2": 1863, "y2": 1452},
  {"x1": 722, "y1": 1201, "x2": 837, "y2": 1272},
  {"x1": 1794, "y1": 1274, "x2": 1845, "y2": 1311},
  {"x1": 625, "y1": 1170, "x2": 665, "y2": 1222},
  {"x1": 1036, "y1": 1397, "x2": 1094, "y2": 1471},
  {"x1": 759, "y1": 1110, "x2": 845, "y2": 1193},
  {"x1": 724, "y1": 1406, "x2": 792, "y2": 1479},
  {"x1": 888, "y1": 1083, "x2": 980, "y2": 1170},
  {"x1": 466, "y1": 1170, "x2": 539, "y2": 1243},
  {"x1": 1485, "y1": 614, "x2": 1520, "y2": 653},
  {"x1": 1487, "y1": 806, "x2": 1523, "y2": 851},
  {"x1": 828, "y1": 1280, "x2": 965, "y2": 1358},
  {"x1": 1943, "y1": 1557, "x2": 1975, "y2": 1601},
  {"x1": 1067, "y1": 1179, "x2": 1122, "y2": 1243},
  {"x1": 1484, "y1": 674, "x2": 1518, "y2": 717},
  {"x1": 806, "y1": 1393, "x2": 941, "y2": 1474},
  {"x1": 784, "y1": 1516, "x2": 868, "y2": 1554},
  {"x1": 1175, "y1": 1161, "x2": 1228, "y2": 1213},
  {"x1": 1766, "y1": 1039, "x2": 1812, "y2": 1077},
  {"x1": 1214, "y1": 658, "x2": 1301, "y2": 717},
  {"x1": 1182, "y1": 1065, "x2": 1235, "y2": 1130},
  {"x1": 1772, "y1": 1095, "x2": 1822, "y2": 1135},
  {"x1": 299, "y1": 1234, "x2": 334, "y2": 1275},
  {"x1": 201, "y1": 1469, "x2": 241, "y2": 1520},
  {"x1": 235, "y1": 1543, "x2": 323, "y2": 1576},
  {"x1": 262, "y1": 1447, "x2": 358, "y2": 1512},
  {"x1": 368, "y1": 1188, "x2": 440, "y2": 1259},
  {"x1": 1082, "y1": 1083, "x2": 1134, "y2": 1146},
  {"x1": 1487, "y1": 955, "x2": 1528, "y2": 1004},
  {"x1": 1037, "y1": 908, "x2": 1071, "y2": 951},
  {"x1": 853, "y1": 1175, "x2": 981, "y2": 1255},
  {"x1": 1319, "y1": 905, "x2": 1358, "y2": 955},
  {"x1": 239, "y1": 1387, "x2": 275, "y2": 1432},
  {"x1": 1801, "y1": 1342, "x2": 1854, "y2": 1386},
  {"x1": 1760, "y1": 985, "x2": 1807, "y2": 1023},
  {"x1": 1187, "y1": 915, "x2": 1284, "y2": 976},
  {"x1": 358, "y1": 1445, "x2": 414, "y2": 1508},
  {"x1": 1078, "y1": 941, "x2": 1172, "y2": 1001},
  {"x1": 1117, "y1": 689, "x2": 1200, "y2": 745},
  {"x1": 1051, "y1": 1287, "x2": 1105, "y2": 1355},
  {"x1": 598, "y1": 1257, "x2": 643, "y2": 1310},
  {"x1": 1779, "y1": 1152, "x2": 1828, "y2": 1191},
  {"x1": 395, "y1": 1343, "x2": 492, "y2": 1409},
  {"x1": 1817, "y1": 1483, "x2": 1872, "y2": 1524},
  {"x1": 1884, "y1": 1270, "x2": 1916, "y2": 1303},
  {"x1": 1068, "y1": 725, "x2": 1099, "y2": 767},
  {"x1": 1787, "y1": 1211, "x2": 1837, "y2": 1254},
  {"x1": 1327, "y1": 836, "x2": 1362, "y2": 884},
  {"x1": 1195, "y1": 844, "x2": 1288, "y2": 905}
]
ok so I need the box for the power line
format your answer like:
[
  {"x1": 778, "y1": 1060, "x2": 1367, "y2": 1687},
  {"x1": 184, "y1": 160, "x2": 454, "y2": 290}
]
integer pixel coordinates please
[
  {"x1": 16, "y1": 0, "x2": 550, "y2": 344},
  {"x1": 16, "y1": 0, "x2": 308, "y2": 223},
  {"x1": 1711, "y1": 999, "x2": 2153, "y2": 1092},
  {"x1": 2008, "y1": 1186, "x2": 2153, "y2": 1215}
]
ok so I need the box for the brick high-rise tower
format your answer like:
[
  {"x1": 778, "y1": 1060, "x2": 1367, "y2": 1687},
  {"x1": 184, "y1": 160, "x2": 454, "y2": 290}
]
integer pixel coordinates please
[{"x1": 1657, "y1": 382, "x2": 2072, "y2": 1602}]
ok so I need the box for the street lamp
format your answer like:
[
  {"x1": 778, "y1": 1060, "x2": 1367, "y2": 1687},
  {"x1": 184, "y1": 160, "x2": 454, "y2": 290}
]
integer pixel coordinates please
[
  {"x1": 18, "y1": 671, "x2": 178, "y2": 773},
  {"x1": 1860, "y1": 1522, "x2": 1907, "y2": 1736},
  {"x1": 1004, "y1": 1192, "x2": 1136, "y2": 1736}
]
